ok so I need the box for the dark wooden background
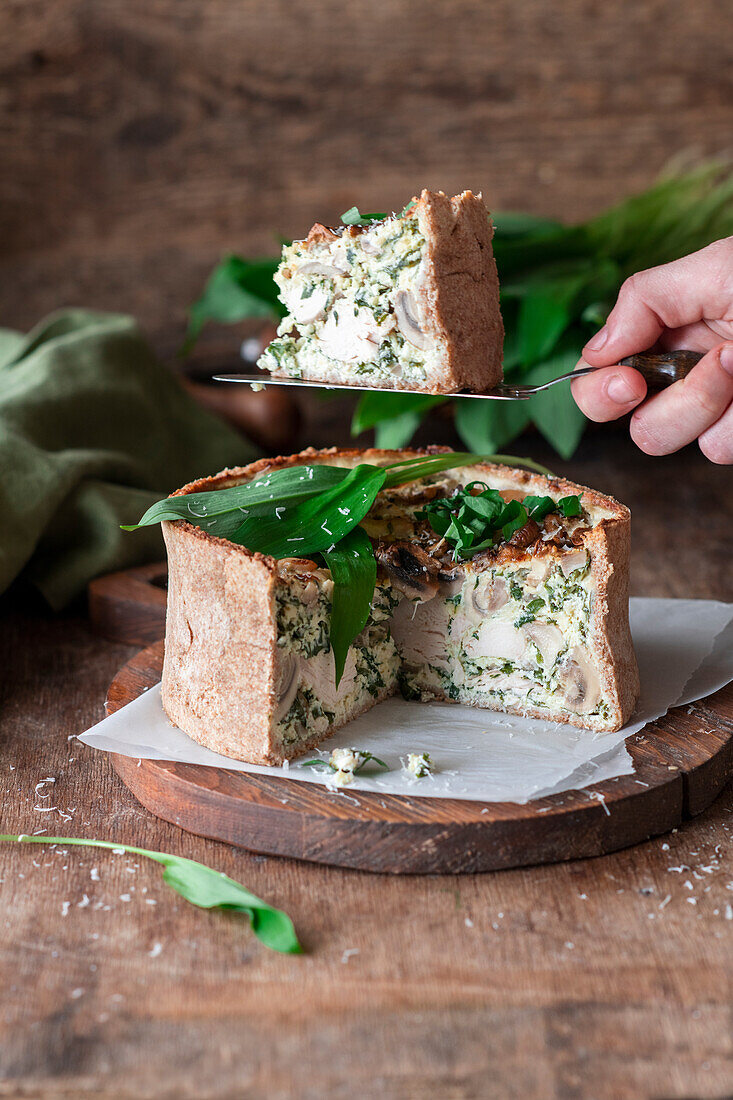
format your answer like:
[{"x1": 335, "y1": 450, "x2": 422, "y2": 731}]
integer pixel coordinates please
[{"x1": 1, "y1": 0, "x2": 732, "y2": 357}]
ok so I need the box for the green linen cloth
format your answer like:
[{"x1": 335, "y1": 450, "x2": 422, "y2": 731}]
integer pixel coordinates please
[{"x1": 0, "y1": 309, "x2": 257, "y2": 609}]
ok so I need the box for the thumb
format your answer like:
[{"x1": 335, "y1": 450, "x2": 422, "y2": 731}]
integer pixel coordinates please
[{"x1": 571, "y1": 360, "x2": 647, "y2": 422}]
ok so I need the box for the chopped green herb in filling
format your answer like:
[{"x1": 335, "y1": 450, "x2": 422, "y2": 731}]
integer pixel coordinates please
[{"x1": 417, "y1": 482, "x2": 583, "y2": 560}]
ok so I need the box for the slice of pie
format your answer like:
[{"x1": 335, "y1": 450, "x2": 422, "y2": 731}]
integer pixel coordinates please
[
  {"x1": 257, "y1": 190, "x2": 504, "y2": 394},
  {"x1": 161, "y1": 448, "x2": 640, "y2": 766}
]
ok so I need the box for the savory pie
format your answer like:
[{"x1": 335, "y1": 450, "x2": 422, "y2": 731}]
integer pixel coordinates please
[
  {"x1": 161, "y1": 448, "x2": 640, "y2": 765},
  {"x1": 257, "y1": 190, "x2": 504, "y2": 394}
]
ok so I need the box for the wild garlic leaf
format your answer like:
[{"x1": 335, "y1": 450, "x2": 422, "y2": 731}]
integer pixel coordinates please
[
  {"x1": 183, "y1": 165, "x2": 733, "y2": 457},
  {"x1": 0, "y1": 834, "x2": 301, "y2": 954},
  {"x1": 123, "y1": 465, "x2": 350, "y2": 533},
  {"x1": 382, "y1": 451, "x2": 492, "y2": 488},
  {"x1": 230, "y1": 464, "x2": 387, "y2": 559},
  {"x1": 125, "y1": 452, "x2": 561, "y2": 689},
  {"x1": 374, "y1": 409, "x2": 429, "y2": 450},
  {"x1": 522, "y1": 495, "x2": 560, "y2": 522},
  {"x1": 340, "y1": 207, "x2": 387, "y2": 226},
  {"x1": 417, "y1": 481, "x2": 583, "y2": 560},
  {"x1": 558, "y1": 495, "x2": 582, "y2": 517},
  {"x1": 516, "y1": 277, "x2": 584, "y2": 367},
  {"x1": 157, "y1": 859, "x2": 299, "y2": 954},
  {"x1": 182, "y1": 255, "x2": 284, "y2": 355},
  {"x1": 383, "y1": 451, "x2": 553, "y2": 480},
  {"x1": 525, "y1": 351, "x2": 587, "y2": 460},
  {"x1": 493, "y1": 211, "x2": 563, "y2": 237},
  {"x1": 351, "y1": 391, "x2": 446, "y2": 436},
  {"x1": 519, "y1": 493, "x2": 582, "y2": 522},
  {"x1": 454, "y1": 399, "x2": 532, "y2": 457},
  {"x1": 321, "y1": 526, "x2": 377, "y2": 686},
  {"x1": 125, "y1": 454, "x2": 495, "y2": 547},
  {"x1": 496, "y1": 499, "x2": 529, "y2": 542}
]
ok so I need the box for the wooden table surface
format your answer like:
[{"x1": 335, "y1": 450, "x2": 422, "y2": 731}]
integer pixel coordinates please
[{"x1": 1, "y1": 426, "x2": 732, "y2": 1100}]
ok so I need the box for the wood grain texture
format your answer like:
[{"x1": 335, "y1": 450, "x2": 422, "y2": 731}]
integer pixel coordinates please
[
  {"x1": 0, "y1": 0, "x2": 731, "y2": 356},
  {"x1": 88, "y1": 562, "x2": 167, "y2": 645},
  {"x1": 1, "y1": 585, "x2": 733, "y2": 1097},
  {"x1": 106, "y1": 639, "x2": 733, "y2": 873}
]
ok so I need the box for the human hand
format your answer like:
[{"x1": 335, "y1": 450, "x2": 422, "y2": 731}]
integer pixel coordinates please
[{"x1": 571, "y1": 238, "x2": 733, "y2": 463}]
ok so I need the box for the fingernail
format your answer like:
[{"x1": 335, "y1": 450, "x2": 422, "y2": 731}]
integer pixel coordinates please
[
  {"x1": 720, "y1": 344, "x2": 733, "y2": 377},
  {"x1": 606, "y1": 374, "x2": 640, "y2": 405},
  {"x1": 585, "y1": 326, "x2": 609, "y2": 352}
]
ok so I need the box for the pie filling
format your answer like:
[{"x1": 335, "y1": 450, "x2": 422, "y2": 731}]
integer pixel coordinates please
[
  {"x1": 258, "y1": 209, "x2": 441, "y2": 386},
  {"x1": 271, "y1": 481, "x2": 610, "y2": 753}
]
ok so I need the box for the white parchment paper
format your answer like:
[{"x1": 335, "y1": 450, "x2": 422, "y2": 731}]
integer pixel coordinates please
[{"x1": 79, "y1": 598, "x2": 733, "y2": 805}]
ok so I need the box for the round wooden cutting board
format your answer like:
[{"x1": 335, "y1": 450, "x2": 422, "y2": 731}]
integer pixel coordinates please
[{"x1": 105, "y1": 641, "x2": 733, "y2": 874}]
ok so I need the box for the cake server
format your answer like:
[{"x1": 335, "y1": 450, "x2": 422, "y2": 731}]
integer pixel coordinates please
[{"x1": 214, "y1": 350, "x2": 701, "y2": 401}]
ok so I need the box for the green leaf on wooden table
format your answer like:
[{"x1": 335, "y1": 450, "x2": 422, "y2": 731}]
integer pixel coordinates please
[
  {"x1": 454, "y1": 398, "x2": 532, "y2": 455},
  {"x1": 0, "y1": 834, "x2": 302, "y2": 954},
  {"x1": 322, "y1": 526, "x2": 377, "y2": 685},
  {"x1": 525, "y1": 352, "x2": 587, "y2": 460},
  {"x1": 182, "y1": 255, "x2": 284, "y2": 355},
  {"x1": 340, "y1": 207, "x2": 387, "y2": 227}
]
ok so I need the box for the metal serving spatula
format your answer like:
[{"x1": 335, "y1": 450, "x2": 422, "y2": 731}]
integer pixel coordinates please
[{"x1": 214, "y1": 350, "x2": 701, "y2": 401}]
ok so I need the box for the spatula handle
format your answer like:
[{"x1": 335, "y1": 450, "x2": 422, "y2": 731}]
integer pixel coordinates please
[{"x1": 619, "y1": 350, "x2": 703, "y2": 392}]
